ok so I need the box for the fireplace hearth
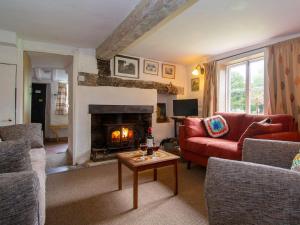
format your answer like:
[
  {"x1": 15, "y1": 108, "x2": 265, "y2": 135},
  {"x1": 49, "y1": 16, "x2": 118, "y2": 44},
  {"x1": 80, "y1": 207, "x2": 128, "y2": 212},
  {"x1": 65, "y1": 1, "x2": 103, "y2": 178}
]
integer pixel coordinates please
[{"x1": 89, "y1": 105, "x2": 153, "y2": 161}]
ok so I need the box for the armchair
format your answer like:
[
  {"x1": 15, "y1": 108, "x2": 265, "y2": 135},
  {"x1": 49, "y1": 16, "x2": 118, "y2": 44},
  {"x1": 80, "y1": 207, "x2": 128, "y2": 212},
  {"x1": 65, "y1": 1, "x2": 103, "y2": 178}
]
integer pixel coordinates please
[{"x1": 205, "y1": 138, "x2": 300, "y2": 225}]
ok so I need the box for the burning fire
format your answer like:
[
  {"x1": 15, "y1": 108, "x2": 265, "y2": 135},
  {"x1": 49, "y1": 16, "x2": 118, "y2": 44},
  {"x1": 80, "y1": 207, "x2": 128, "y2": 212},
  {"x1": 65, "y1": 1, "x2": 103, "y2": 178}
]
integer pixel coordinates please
[
  {"x1": 112, "y1": 127, "x2": 134, "y2": 143},
  {"x1": 111, "y1": 130, "x2": 121, "y2": 143}
]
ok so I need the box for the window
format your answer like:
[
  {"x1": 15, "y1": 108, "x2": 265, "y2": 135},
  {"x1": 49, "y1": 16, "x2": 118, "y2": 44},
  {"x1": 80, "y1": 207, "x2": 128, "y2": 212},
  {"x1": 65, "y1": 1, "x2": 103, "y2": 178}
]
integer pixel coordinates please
[{"x1": 225, "y1": 57, "x2": 264, "y2": 114}]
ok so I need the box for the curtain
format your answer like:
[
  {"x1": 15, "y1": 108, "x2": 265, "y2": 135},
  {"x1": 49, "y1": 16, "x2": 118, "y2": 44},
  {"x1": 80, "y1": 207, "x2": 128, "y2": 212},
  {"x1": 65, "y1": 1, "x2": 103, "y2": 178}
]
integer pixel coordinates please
[
  {"x1": 55, "y1": 82, "x2": 68, "y2": 115},
  {"x1": 202, "y1": 61, "x2": 217, "y2": 117},
  {"x1": 267, "y1": 38, "x2": 300, "y2": 127}
]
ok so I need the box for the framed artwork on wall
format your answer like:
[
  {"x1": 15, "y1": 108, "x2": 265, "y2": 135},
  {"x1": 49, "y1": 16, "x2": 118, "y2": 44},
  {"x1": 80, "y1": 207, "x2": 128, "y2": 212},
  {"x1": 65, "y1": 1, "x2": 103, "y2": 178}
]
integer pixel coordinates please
[
  {"x1": 191, "y1": 77, "x2": 199, "y2": 92},
  {"x1": 114, "y1": 55, "x2": 139, "y2": 79},
  {"x1": 157, "y1": 103, "x2": 169, "y2": 123},
  {"x1": 162, "y1": 64, "x2": 175, "y2": 79},
  {"x1": 143, "y1": 59, "x2": 159, "y2": 75}
]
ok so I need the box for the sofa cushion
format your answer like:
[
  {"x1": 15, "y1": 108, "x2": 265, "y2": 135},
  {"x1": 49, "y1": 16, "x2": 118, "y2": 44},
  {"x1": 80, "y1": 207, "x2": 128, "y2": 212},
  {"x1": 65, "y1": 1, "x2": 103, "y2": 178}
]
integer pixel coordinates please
[
  {"x1": 254, "y1": 131, "x2": 300, "y2": 142},
  {"x1": 238, "y1": 122, "x2": 283, "y2": 150},
  {"x1": 0, "y1": 139, "x2": 32, "y2": 173},
  {"x1": 206, "y1": 140, "x2": 240, "y2": 160},
  {"x1": 184, "y1": 118, "x2": 207, "y2": 138},
  {"x1": 186, "y1": 137, "x2": 209, "y2": 155},
  {"x1": 186, "y1": 137, "x2": 239, "y2": 159},
  {"x1": 215, "y1": 113, "x2": 246, "y2": 141},
  {"x1": 204, "y1": 115, "x2": 229, "y2": 138},
  {"x1": 0, "y1": 123, "x2": 43, "y2": 148}
]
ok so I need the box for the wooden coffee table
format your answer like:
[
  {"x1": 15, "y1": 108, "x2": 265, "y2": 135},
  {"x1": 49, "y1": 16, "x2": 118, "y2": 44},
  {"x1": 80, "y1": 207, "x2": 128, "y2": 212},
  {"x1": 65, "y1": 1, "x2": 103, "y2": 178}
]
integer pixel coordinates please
[{"x1": 117, "y1": 150, "x2": 180, "y2": 209}]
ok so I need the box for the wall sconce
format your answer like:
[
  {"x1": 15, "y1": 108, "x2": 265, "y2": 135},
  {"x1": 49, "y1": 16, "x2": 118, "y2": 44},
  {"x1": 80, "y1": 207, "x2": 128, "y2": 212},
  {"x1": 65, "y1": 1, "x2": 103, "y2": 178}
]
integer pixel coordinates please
[{"x1": 192, "y1": 64, "x2": 205, "y2": 76}]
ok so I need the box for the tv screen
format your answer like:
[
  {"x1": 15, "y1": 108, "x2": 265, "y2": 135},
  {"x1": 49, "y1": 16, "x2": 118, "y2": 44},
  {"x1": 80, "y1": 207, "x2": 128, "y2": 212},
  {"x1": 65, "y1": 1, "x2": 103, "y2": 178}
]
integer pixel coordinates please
[{"x1": 173, "y1": 99, "x2": 198, "y2": 117}]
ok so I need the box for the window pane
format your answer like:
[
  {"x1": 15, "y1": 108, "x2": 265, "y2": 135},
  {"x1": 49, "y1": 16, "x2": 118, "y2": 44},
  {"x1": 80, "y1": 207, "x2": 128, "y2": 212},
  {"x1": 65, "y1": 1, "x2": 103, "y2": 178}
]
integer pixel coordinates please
[
  {"x1": 249, "y1": 59, "x2": 264, "y2": 114},
  {"x1": 228, "y1": 64, "x2": 246, "y2": 112}
]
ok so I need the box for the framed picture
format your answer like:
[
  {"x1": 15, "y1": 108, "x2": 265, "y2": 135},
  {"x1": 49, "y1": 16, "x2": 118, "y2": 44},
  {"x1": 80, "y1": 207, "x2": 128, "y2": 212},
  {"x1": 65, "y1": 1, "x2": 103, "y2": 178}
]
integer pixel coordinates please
[
  {"x1": 144, "y1": 59, "x2": 159, "y2": 75},
  {"x1": 157, "y1": 103, "x2": 169, "y2": 123},
  {"x1": 162, "y1": 64, "x2": 175, "y2": 79},
  {"x1": 191, "y1": 77, "x2": 199, "y2": 92},
  {"x1": 114, "y1": 55, "x2": 139, "y2": 79}
]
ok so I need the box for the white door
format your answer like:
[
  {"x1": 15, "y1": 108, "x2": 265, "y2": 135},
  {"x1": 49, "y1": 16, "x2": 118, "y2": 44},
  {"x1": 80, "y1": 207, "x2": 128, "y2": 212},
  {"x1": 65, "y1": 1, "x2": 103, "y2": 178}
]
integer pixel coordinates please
[{"x1": 0, "y1": 64, "x2": 16, "y2": 126}]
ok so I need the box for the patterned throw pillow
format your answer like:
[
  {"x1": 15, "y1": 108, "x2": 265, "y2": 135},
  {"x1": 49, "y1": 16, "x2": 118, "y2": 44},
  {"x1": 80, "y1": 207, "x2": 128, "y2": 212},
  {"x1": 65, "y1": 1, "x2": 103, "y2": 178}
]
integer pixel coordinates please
[
  {"x1": 203, "y1": 115, "x2": 229, "y2": 138},
  {"x1": 291, "y1": 153, "x2": 300, "y2": 172}
]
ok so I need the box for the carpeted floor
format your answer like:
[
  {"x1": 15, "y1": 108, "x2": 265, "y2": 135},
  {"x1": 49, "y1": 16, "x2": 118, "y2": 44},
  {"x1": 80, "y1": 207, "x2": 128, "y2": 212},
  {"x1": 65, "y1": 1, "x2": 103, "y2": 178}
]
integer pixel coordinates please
[{"x1": 46, "y1": 161, "x2": 208, "y2": 225}]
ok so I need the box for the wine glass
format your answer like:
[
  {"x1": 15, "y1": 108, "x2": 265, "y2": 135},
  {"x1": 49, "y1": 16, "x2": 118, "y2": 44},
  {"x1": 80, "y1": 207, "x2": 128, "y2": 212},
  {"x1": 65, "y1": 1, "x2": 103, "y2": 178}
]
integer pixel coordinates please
[
  {"x1": 140, "y1": 143, "x2": 147, "y2": 160},
  {"x1": 152, "y1": 145, "x2": 159, "y2": 159}
]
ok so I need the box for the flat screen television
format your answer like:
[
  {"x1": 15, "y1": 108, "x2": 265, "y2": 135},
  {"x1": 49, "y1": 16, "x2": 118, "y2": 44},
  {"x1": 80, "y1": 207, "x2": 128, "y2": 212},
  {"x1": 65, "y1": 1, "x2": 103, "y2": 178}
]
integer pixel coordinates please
[{"x1": 173, "y1": 99, "x2": 198, "y2": 117}]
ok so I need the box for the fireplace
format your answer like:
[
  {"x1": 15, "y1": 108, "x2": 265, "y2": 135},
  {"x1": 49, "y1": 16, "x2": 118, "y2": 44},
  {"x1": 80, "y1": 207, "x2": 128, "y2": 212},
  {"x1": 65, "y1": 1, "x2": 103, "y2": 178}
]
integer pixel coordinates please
[
  {"x1": 89, "y1": 105, "x2": 153, "y2": 161},
  {"x1": 105, "y1": 123, "x2": 135, "y2": 149}
]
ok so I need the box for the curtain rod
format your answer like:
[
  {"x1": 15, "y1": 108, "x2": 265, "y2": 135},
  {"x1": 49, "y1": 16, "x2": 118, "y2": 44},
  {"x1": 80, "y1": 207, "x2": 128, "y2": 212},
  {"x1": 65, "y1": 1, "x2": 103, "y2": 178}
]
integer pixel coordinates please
[{"x1": 215, "y1": 46, "x2": 267, "y2": 62}]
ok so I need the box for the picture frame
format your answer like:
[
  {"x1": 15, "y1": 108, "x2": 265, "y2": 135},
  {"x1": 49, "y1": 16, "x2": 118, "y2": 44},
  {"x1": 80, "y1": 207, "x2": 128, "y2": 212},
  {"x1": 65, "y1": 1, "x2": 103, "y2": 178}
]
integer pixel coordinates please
[
  {"x1": 143, "y1": 59, "x2": 159, "y2": 75},
  {"x1": 156, "y1": 103, "x2": 169, "y2": 123},
  {"x1": 162, "y1": 64, "x2": 175, "y2": 79},
  {"x1": 114, "y1": 55, "x2": 139, "y2": 79},
  {"x1": 191, "y1": 77, "x2": 199, "y2": 92}
]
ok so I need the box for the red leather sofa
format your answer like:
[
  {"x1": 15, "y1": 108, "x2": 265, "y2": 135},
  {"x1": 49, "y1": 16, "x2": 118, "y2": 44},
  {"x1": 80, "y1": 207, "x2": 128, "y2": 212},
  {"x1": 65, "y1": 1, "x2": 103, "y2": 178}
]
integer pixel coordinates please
[{"x1": 179, "y1": 112, "x2": 300, "y2": 167}]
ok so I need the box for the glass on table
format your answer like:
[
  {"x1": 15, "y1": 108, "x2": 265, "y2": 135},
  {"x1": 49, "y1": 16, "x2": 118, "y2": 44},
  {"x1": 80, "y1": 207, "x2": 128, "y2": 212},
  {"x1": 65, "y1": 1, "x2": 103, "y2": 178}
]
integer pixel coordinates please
[
  {"x1": 152, "y1": 145, "x2": 160, "y2": 159},
  {"x1": 140, "y1": 143, "x2": 147, "y2": 160}
]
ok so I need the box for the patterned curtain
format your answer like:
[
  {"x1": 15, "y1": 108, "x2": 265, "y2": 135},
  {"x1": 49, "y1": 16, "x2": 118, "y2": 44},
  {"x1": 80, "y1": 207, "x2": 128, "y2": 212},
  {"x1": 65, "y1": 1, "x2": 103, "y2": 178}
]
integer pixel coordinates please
[
  {"x1": 267, "y1": 38, "x2": 300, "y2": 127},
  {"x1": 202, "y1": 61, "x2": 217, "y2": 117},
  {"x1": 55, "y1": 82, "x2": 68, "y2": 115}
]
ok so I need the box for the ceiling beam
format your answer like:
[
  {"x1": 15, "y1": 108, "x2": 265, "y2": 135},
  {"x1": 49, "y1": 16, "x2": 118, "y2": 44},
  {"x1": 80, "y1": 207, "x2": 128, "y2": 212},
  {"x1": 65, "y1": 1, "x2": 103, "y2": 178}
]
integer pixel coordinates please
[{"x1": 96, "y1": 0, "x2": 198, "y2": 60}]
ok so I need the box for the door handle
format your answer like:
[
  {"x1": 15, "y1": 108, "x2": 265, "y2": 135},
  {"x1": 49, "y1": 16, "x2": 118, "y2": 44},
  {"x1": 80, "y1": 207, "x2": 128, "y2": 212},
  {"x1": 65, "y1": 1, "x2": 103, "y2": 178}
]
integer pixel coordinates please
[{"x1": 8, "y1": 119, "x2": 12, "y2": 122}]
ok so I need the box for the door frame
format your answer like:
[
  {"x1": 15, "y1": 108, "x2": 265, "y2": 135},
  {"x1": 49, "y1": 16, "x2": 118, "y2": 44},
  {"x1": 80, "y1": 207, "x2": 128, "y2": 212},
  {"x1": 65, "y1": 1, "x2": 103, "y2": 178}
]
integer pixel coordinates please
[
  {"x1": 22, "y1": 49, "x2": 76, "y2": 165},
  {"x1": 0, "y1": 62, "x2": 17, "y2": 125}
]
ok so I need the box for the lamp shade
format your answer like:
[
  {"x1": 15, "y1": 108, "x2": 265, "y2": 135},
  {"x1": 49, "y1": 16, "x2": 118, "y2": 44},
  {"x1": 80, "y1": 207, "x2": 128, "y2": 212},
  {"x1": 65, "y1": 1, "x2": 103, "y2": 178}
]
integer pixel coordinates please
[{"x1": 192, "y1": 68, "x2": 199, "y2": 76}]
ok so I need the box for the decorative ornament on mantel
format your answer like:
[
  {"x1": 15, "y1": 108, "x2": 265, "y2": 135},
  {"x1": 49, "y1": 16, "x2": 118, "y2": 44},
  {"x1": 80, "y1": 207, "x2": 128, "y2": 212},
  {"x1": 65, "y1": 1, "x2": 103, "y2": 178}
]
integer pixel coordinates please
[{"x1": 78, "y1": 72, "x2": 184, "y2": 95}]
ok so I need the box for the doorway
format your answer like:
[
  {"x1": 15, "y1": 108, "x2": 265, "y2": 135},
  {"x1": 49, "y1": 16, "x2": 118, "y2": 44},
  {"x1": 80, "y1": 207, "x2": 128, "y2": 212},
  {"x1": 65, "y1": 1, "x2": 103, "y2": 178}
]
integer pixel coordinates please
[
  {"x1": 23, "y1": 51, "x2": 73, "y2": 171},
  {"x1": 0, "y1": 63, "x2": 17, "y2": 126},
  {"x1": 31, "y1": 83, "x2": 47, "y2": 134}
]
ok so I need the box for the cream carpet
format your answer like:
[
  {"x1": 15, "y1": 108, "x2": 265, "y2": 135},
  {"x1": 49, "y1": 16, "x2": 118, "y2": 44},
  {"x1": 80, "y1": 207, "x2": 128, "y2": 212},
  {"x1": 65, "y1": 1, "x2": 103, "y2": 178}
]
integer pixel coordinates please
[{"x1": 46, "y1": 161, "x2": 208, "y2": 225}]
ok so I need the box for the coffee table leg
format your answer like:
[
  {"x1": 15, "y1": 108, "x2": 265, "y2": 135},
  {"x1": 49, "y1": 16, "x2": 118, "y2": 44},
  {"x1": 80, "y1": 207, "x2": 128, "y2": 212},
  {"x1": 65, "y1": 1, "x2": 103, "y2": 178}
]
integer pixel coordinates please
[
  {"x1": 133, "y1": 170, "x2": 138, "y2": 209},
  {"x1": 154, "y1": 168, "x2": 157, "y2": 181},
  {"x1": 118, "y1": 160, "x2": 122, "y2": 190},
  {"x1": 174, "y1": 161, "x2": 178, "y2": 195}
]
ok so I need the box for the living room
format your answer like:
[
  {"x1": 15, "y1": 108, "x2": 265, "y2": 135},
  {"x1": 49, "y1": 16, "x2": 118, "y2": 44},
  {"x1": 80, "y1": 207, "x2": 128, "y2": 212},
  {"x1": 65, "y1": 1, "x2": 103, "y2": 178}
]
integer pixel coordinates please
[{"x1": 1, "y1": 0, "x2": 300, "y2": 225}]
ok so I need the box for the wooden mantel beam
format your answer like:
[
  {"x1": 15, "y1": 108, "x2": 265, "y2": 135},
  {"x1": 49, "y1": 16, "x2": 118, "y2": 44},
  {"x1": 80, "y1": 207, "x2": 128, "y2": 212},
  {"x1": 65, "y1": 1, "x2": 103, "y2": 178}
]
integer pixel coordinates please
[{"x1": 96, "y1": 0, "x2": 198, "y2": 60}]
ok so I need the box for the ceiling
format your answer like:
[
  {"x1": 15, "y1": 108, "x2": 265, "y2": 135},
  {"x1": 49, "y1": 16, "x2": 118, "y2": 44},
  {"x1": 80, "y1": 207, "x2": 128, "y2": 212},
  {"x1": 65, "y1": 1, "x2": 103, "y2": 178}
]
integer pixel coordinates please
[
  {"x1": 123, "y1": 0, "x2": 300, "y2": 64},
  {"x1": 2, "y1": 0, "x2": 300, "y2": 65},
  {"x1": 27, "y1": 51, "x2": 73, "y2": 69},
  {"x1": 0, "y1": 0, "x2": 139, "y2": 48}
]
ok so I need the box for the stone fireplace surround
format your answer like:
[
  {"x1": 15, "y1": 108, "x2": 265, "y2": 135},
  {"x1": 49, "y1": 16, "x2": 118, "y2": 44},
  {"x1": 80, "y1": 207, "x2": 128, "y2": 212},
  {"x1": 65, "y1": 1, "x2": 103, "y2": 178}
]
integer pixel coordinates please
[{"x1": 89, "y1": 105, "x2": 153, "y2": 155}]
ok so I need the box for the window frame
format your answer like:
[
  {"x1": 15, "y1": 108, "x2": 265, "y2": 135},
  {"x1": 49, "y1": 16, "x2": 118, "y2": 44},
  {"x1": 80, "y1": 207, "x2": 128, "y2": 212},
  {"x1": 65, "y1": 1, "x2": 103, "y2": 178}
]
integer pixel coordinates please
[{"x1": 225, "y1": 56, "x2": 265, "y2": 114}]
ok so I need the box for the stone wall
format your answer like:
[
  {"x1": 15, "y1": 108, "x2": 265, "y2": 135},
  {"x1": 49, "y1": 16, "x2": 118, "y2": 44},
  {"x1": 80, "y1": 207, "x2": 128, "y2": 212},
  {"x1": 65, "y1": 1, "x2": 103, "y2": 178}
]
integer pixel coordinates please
[{"x1": 78, "y1": 72, "x2": 184, "y2": 95}]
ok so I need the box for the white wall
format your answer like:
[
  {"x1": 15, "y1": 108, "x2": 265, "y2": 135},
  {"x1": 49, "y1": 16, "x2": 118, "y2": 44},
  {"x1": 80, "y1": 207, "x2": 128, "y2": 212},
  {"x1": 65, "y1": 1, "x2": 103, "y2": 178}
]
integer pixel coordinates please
[
  {"x1": 184, "y1": 65, "x2": 204, "y2": 116},
  {"x1": 75, "y1": 86, "x2": 157, "y2": 164}
]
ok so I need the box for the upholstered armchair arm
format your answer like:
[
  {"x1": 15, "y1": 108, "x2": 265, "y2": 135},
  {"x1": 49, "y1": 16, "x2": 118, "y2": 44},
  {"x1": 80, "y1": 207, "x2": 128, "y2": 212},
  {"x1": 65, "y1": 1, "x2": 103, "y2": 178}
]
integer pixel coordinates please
[
  {"x1": 0, "y1": 171, "x2": 39, "y2": 225},
  {"x1": 205, "y1": 157, "x2": 300, "y2": 225},
  {"x1": 243, "y1": 138, "x2": 300, "y2": 169}
]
